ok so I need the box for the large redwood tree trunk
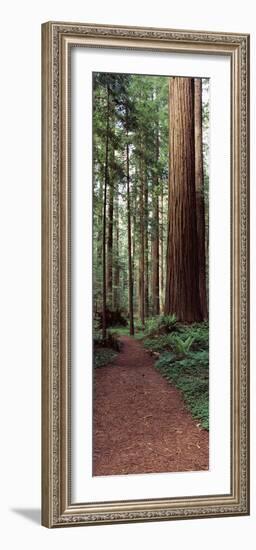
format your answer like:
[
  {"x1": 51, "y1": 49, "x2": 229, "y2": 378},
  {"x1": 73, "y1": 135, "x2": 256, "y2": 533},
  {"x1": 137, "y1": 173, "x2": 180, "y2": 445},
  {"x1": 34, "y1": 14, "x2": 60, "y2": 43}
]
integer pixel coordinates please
[
  {"x1": 164, "y1": 77, "x2": 203, "y2": 322},
  {"x1": 194, "y1": 78, "x2": 208, "y2": 319}
]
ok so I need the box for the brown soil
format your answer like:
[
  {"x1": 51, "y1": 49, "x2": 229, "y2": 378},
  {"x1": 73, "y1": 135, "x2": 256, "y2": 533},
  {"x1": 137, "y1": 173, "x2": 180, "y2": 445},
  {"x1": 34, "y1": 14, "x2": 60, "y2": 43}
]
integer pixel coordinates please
[{"x1": 93, "y1": 336, "x2": 209, "y2": 476}]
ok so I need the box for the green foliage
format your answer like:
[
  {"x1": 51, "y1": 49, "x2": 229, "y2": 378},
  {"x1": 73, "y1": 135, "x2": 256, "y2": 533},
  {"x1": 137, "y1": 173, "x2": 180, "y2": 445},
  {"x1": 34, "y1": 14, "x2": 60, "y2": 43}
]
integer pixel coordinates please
[
  {"x1": 108, "y1": 326, "x2": 130, "y2": 337},
  {"x1": 94, "y1": 328, "x2": 121, "y2": 368},
  {"x1": 155, "y1": 346, "x2": 209, "y2": 430},
  {"x1": 134, "y1": 319, "x2": 144, "y2": 332},
  {"x1": 143, "y1": 322, "x2": 208, "y2": 355},
  {"x1": 143, "y1": 334, "x2": 173, "y2": 352},
  {"x1": 141, "y1": 321, "x2": 209, "y2": 429},
  {"x1": 93, "y1": 73, "x2": 170, "y2": 318},
  {"x1": 94, "y1": 348, "x2": 117, "y2": 369},
  {"x1": 109, "y1": 325, "x2": 144, "y2": 340},
  {"x1": 144, "y1": 314, "x2": 177, "y2": 336},
  {"x1": 170, "y1": 334, "x2": 195, "y2": 356},
  {"x1": 177, "y1": 349, "x2": 209, "y2": 369},
  {"x1": 178, "y1": 322, "x2": 209, "y2": 351}
]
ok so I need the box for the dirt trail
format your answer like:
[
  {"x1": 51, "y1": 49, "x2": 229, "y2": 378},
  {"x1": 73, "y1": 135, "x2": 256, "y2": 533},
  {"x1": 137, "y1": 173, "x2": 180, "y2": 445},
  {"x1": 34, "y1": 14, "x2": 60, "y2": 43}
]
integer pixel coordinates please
[{"x1": 93, "y1": 335, "x2": 209, "y2": 476}]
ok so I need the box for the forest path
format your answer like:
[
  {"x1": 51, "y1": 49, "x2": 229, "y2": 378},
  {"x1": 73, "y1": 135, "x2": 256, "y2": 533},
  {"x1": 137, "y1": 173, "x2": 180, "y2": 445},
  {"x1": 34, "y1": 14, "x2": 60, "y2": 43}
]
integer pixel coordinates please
[{"x1": 93, "y1": 335, "x2": 209, "y2": 475}]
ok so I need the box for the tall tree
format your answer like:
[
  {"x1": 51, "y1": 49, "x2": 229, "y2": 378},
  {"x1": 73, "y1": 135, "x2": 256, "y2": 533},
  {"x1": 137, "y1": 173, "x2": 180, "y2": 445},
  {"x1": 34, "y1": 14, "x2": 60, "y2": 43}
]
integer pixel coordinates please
[
  {"x1": 93, "y1": 73, "x2": 207, "y2": 329},
  {"x1": 106, "y1": 149, "x2": 114, "y2": 309},
  {"x1": 144, "y1": 180, "x2": 149, "y2": 318},
  {"x1": 160, "y1": 184, "x2": 165, "y2": 312},
  {"x1": 139, "y1": 153, "x2": 145, "y2": 325},
  {"x1": 132, "y1": 169, "x2": 138, "y2": 313},
  {"x1": 152, "y1": 118, "x2": 160, "y2": 316},
  {"x1": 194, "y1": 78, "x2": 208, "y2": 319},
  {"x1": 165, "y1": 77, "x2": 203, "y2": 322},
  {"x1": 112, "y1": 191, "x2": 120, "y2": 311},
  {"x1": 102, "y1": 83, "x2": 111, "y2": 338},
  {"x1": 125, "y1": 102, "x2": 134, "y2": 335}
]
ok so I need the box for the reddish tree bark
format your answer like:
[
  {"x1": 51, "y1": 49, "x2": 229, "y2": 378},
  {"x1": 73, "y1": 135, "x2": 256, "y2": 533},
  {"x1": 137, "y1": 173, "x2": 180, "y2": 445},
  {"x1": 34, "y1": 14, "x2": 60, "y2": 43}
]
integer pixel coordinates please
[
  {"x1": 160, "y1": 185, "x2": 165, "y2": 313},
  {"x1": 126, "y1": 105, "x2": 134, "y2": 335},
  {"x1": 152, "y1": 124, "x2": 160, "y2": 316},
  {"x1": 139, "y1": 158, "x2": 145, "y2": 325},
  {"x1": 106, "y1": 161, "x2": 114, "y2": 308},
  {"x1": 112, "y1": 194, "x2": 120, "y2": 311},
  {"x1": 194, "y1": 78, "x2": 208, "y2": 319},
  {"x1": 164, "y1": 77, "x2": 203, "y2": 322},
  {"x1": 144, "y1": 181, "x2": 149, "y2": 318},
  {"x1": 102, "y1": 84, "x2": 110, "y2": 338}
]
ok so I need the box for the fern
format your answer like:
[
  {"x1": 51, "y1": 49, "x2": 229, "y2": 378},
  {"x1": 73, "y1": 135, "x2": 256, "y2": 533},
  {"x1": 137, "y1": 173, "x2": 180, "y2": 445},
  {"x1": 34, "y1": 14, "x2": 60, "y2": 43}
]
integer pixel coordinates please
[
  {"x1": 155, "y1": 346, "x2": 209, "y2": 430},
  {"x1": 171, "y1": 335, "x2": 195, "y2": 356},
  {"x1": 144, "y1": 314, "x2": 177, "y2": 336}
]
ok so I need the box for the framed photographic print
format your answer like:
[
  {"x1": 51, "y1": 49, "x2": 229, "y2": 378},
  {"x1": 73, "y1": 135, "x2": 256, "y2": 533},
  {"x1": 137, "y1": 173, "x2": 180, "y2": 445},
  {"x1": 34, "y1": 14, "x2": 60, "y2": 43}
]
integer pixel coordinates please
[{"x1": 42, "y1": 21, "x2": 250, "y2": 527}]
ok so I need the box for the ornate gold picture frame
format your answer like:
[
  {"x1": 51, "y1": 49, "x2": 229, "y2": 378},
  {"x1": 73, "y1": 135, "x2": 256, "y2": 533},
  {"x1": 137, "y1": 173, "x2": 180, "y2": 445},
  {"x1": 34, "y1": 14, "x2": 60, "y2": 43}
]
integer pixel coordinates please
[{"x1": 42, "y1": 21, "x2": 250, "y2": 527}]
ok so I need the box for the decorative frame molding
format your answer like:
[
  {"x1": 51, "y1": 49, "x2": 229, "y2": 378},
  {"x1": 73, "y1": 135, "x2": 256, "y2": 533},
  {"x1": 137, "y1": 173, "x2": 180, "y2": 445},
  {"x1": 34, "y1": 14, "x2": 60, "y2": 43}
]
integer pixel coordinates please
[{"x1": 42, "y1": 21, "x2": 250, "y2": 527}]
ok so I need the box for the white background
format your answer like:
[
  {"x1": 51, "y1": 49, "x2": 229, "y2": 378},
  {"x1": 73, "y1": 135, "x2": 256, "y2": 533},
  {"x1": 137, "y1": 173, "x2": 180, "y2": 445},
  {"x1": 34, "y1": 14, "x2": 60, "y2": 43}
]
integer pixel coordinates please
[{"x1": 0, "y1": 0, "x2": 255, "y2": 548}]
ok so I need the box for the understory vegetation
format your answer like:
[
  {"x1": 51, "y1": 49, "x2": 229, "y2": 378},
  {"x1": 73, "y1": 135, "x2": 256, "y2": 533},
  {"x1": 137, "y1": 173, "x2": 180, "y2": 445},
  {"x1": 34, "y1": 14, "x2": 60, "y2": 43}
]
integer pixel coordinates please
[
  {"x1": 93, "y1": 328, "x2": 120, "y2": 368},
  {"x1": 143, "y1": 316, "x2": 209, "y2": 429},
  {"x1": 94, "y1": 348, "x2": 118, "y2": 369},
  {"x1": 94, "y1": 314, "x2": 209, "y2": 430}
]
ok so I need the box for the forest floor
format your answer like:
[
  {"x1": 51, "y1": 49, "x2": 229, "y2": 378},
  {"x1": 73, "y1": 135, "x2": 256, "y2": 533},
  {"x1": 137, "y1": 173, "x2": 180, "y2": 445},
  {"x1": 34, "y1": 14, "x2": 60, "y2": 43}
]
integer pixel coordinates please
[{"x1": 93, "y1": 335, "x2": 209, "y2": 476}]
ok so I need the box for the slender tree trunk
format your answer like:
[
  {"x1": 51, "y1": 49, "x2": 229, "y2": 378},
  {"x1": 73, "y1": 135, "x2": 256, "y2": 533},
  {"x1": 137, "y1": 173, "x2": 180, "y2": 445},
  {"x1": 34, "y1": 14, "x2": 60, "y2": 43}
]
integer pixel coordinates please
[
  {"x1": 126, "y1": 107, "x2": 134, "y2": 335},
  {"x1": 194, "y1": 78, "x2": 208, "y2": 319},
  {"x1": 139, "y1": 156, "x2": 145, "y2": 325},
  {"x1": 144, "y1": 181, "x2": 149, "y2": 318},
  {"x1": 102, "y1": 85, "x2": 110, "y2": 338},
  {"x1": 95, "y1": 171, "x2": 104, "y2": 315},
  {"x1": 165, "y1": 77, "x2": 203, "y2": 322},
  {"x1": 152, "y1": 198, "x2": 159, "y2": 316},
  {"x1": 106, "y1": 151, "x2": 114, "y2": 309},
  {"x1": 132, "y1": 175, "x2": 137, "y2": 315},
  {"x1": 160, "y1": 185, "x2": 164, "y2": 313},
  {"x1": 132, "y1": 180, "x2": 136, "y2": 269},
  {"x1": 152, "y1": 123, "x2": 160, "y2": 316},
  {"x1": 113, "y1": 192, "x2": 120, "y2": 311}
]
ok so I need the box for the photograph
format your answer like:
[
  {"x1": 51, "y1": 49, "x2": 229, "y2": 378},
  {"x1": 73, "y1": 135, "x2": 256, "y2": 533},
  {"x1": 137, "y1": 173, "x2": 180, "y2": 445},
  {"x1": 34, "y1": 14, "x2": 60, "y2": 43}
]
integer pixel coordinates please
[{"x1": 92, "y1": 72, "x2": 210, "y2": 476}]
